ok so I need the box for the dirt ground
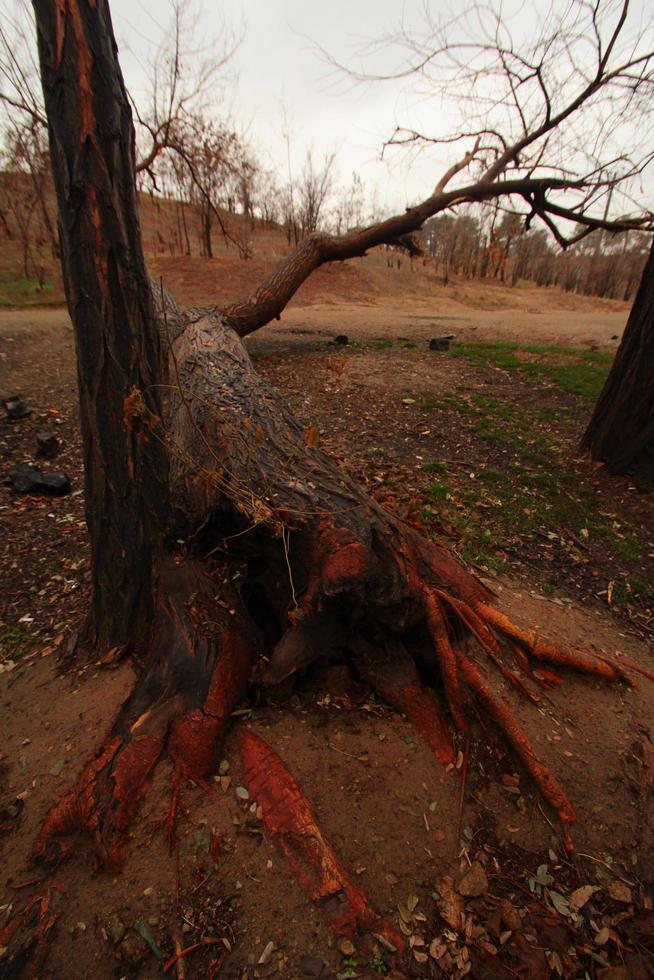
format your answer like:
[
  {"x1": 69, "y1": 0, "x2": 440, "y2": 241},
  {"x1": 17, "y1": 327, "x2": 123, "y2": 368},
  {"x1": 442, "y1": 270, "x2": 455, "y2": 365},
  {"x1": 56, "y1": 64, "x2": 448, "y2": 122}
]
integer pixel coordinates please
[{"x1": 1, "y1": 280, "x2": 654, "y2": 979}]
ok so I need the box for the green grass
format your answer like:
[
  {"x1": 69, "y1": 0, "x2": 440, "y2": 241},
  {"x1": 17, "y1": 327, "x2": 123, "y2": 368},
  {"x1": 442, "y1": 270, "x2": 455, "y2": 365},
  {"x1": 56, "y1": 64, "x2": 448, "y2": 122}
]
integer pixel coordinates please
[
  {"x1": 421, "y1": 460, "x2": 448, "y2": 474},
  {"x1": 450, "y1": 341, "x2": 613, "y2": 399},
  {"x1": 0, "y1": 627, "x2": 33, "y2": 662},
  {"x1": 425, "y1": 478, "x2": 450, "y2": 501},
  {"x1": 368, "y1": 339, "x2": 395, "y2": 350},
  {"x1": 249, "y1": 347, "x2": 273, "y2": 361},
  {"x1": 0, "y1": 272, "x2": 54, "y2": 307}
]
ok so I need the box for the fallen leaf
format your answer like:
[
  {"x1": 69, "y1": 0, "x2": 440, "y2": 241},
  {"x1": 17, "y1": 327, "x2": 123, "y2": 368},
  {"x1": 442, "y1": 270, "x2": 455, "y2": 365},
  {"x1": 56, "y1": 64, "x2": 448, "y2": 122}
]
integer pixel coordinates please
[
  {"x1": 569, "y1": 885, "x2": 600, "y2": 911},
  {"x1": 258, "y1": 940, "x2": 275, "y2": 965},
  {"x1": 457, "y1": 862, "x2": 488, "y2": 898},
  {"x1": 304, "y1": 425, "x2": 320, "y2": 448},
  {"x1": 608, "y1": 881, "x2": 632, "y2": 904},
  {"x1": 434, "y1": 875, "x2": 464, "y2": 930}
]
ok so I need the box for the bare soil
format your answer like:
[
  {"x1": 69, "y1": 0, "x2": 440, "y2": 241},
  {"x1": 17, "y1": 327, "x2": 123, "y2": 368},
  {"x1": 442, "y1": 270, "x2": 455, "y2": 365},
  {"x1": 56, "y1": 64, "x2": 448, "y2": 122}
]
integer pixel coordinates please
[{"x1": 1, "y1": 277, "x2": 653, "y2": 980}]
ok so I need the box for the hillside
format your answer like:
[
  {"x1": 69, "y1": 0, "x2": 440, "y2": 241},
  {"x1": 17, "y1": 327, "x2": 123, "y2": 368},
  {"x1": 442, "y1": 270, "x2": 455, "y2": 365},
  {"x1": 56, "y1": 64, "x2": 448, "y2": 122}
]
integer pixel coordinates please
[{"x1": 0, "y1": 172, "x2": 632, "y2": 326}]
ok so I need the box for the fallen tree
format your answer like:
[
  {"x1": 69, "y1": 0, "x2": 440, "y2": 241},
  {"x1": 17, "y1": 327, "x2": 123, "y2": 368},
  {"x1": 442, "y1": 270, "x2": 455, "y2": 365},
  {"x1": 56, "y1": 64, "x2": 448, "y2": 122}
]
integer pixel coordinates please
[{"x1": 3, "y1": 0, "x2": 654, "y2": 972}]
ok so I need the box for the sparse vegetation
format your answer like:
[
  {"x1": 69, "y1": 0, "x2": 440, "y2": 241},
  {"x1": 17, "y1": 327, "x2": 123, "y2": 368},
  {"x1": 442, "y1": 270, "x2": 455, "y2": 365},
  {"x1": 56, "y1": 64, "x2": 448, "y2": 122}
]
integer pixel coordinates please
[{"x1": 451, "y1": 342, "x2": 614, "y2": 400}]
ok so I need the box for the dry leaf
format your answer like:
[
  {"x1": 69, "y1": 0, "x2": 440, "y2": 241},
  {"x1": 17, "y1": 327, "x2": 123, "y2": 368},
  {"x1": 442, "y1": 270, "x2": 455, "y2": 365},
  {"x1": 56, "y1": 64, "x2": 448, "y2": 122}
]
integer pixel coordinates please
[
  {"x1": 258, "y1": 940, "x2": 275, "y2": 965},
  {"x1": 304, "y1": 425, "x2": 320, "y2": 448},
  {"x1": 608, "y1": 881, "x2": 632, "y2": 904},
  {"x1": 569, "y1": 885, "x2": 600, "y2": 911},
  {"x1": 435, "y1": 875, "x2": 465, "y2": 930}
]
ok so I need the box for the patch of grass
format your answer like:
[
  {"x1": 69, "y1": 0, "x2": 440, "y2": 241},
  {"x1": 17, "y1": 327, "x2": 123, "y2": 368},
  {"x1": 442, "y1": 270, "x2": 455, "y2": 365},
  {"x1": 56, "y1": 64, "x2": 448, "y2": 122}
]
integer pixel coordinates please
[
  {"x1": 451, "y1": 341, "x2": 612, "y2": 399},
  {"x1": 417, "y1": 392, "x2": 476, "y2": 413},
  {"x1": 0, "y1": 627, "x2": 32, "y2": 662},
  {"x1": 249, "y1": 347, "x2": 273, "y2": 361},
  {"x1": 629, "y1": 575, "x2": 653, "y2": 599},
  {"x1": 612, "y1": 530, "x2": 641, "y2": 562},
  {"x1": 478, "y1": 468, "x2": 509, "y2": 485},
  {"x1": 421, "y1": 460, "x2": 448, "y2": 474},
  {"x1": 369, "y1": 339, "x2": 395, "y2": 350},
  {"x1": 426, "y1": 478, "x2": 450, "y2": 501},
  {"x1": 0, "y1": 272, "x2": 54, "y2": 307}
]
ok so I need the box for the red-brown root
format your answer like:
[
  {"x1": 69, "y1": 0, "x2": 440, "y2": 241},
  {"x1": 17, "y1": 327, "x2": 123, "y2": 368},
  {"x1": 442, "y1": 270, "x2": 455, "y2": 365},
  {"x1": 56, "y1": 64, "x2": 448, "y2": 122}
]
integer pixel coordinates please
[
  {"x1": 354, "y1": 639, "x2": 455, "y2": 766},
  {"x1": 238, "y1": 729, "x2": 405, "y2": 951},
  {"x1": 477, "y1": 603, "x2": 621, "y2": 682},
  {"x1": 0, "y1": 883, "x2": 63, "y2": 979},
  {"x1": 458, "y1": 652, "x2": 577, "y2": 824}
]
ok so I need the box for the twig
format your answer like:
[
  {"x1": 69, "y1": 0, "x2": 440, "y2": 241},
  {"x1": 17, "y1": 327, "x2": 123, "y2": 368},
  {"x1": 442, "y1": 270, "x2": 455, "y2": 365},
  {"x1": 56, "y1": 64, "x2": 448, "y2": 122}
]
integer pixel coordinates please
[
  {"x1": 457, "y1": 735, "x2": 470, "y2": 840},
  {"x1": 327, "y1": 742, "x2": 369, "y2": 763},
  {"x1": 576, "y1": 852, "x2": 636, "y2": 887},
  {"x1": 170, "y1": 926, "x2": 186, "y2": 980},
  {"x1": 163, "y1": 937, "x2": 223, "y2": 973}
]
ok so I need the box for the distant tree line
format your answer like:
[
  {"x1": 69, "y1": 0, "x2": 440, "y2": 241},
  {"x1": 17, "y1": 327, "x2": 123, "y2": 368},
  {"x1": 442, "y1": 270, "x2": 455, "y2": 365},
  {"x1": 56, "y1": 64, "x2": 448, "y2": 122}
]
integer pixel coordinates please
[{"x1": 421, "y1": 209, "x2": 649, "y2": 301}]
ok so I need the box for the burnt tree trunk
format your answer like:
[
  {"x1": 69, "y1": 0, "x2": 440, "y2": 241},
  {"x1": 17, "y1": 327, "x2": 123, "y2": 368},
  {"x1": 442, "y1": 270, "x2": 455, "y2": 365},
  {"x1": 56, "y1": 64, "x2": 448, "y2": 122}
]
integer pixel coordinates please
[
  {"x1": 34, "y1": 0, "x2": 169, "y2": 653},
  {"x1": 582, "y1": 236, "x2": 654, "y2": 485}
]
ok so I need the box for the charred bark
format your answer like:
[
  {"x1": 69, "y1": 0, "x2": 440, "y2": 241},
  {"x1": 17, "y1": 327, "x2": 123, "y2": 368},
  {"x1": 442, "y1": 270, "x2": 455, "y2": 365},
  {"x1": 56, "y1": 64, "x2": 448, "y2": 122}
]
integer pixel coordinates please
[
  {"x1": 582, "y1": 236, "x2": 654, "y2": 485},
  {"x1": 34, "y1": 0, "x2": 170, "y2": 653}
]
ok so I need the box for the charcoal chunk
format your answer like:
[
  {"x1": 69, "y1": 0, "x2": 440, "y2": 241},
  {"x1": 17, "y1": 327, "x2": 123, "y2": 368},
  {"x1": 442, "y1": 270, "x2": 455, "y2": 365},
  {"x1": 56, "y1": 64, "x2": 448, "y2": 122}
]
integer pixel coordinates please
[{"x1": 3, "y1": 463, "x2": 70, "y2": 496}]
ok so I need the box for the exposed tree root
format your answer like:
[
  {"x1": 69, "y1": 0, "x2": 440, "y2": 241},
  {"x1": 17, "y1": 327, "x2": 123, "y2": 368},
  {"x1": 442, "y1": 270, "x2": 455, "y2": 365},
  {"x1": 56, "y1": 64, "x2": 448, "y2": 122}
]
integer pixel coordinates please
[
  {"x1": 0, "y1": 884, "x2": 63, "y2": 979},
  {"x1": 353, "y1": 638, "x2": 455, "y2": 766},
  {"x1": 238, "y1": 729, "x2": 405, "y2": 951},
  {"x1": 32, "y1": 561, "x2": 256, "y2": 873}
]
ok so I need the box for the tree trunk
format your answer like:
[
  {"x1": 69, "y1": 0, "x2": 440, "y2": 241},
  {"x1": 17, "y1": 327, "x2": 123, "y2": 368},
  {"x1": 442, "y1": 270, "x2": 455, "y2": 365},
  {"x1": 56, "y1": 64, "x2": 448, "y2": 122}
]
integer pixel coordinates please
[
  {"x1": 582, "y1": 236, "x2": 654, "y2": 485},
  {"x1": 34, "y1": 0, "x2": 169, "y2": 653}
]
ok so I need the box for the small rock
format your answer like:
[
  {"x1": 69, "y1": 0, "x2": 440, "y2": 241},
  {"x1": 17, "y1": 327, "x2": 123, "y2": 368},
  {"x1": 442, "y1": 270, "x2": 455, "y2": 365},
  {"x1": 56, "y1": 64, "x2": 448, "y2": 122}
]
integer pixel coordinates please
[
  {"x1": 3, "y1": 464, "x2": 70, "y2": 496},
  {"x1": 299, "y1": 953, "x2": 325, "y2": 976},
  {"x1": 334, "y1": 335, "x2": 348, "y2": 346},
  {"x1": 119, "y1": 931, "x2": 149, "y2": 967},
  {"x1": 338, "y1": 938, "x2": 356, "y2": 956},
  {"x1": 429, "y1": 335, "x2": 454, "y2": 352},
  {"x1": 2, "y1": 395, "x2": 32, "y2": 421},
  {"x1": 36, "y1": 431, "x2": 60, "y2": 458},
  {"x1": 457, "y1": 861, "x2": 488, "y2": 897},
  {"x1": 219, "y1": 759, "x2": 230, "y2": 775},
  {"x1": 235, "y1": 785, "x2": 250, "y2": 800},
  {"x1": 107, "y1": 915, "x2": 126, "y2": 945}
]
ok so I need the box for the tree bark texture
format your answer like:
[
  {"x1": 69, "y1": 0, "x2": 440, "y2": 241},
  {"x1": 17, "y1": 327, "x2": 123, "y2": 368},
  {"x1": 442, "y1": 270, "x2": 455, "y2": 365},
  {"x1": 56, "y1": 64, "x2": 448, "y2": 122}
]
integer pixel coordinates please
[
  {"x1": 582, "y1": 236, "x2": 654, "y2": 485},
  {"x1": 33, "y1": 0, "x2": 170, "y2": 652}
]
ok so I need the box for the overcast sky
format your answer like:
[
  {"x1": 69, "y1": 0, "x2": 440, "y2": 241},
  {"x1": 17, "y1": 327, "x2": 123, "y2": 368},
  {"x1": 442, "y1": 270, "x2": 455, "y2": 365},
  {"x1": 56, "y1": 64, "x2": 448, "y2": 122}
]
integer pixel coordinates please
[
  {"x1": 94, "y1": 0, "x2": 654, "y2": 221},
  {"x1": 109, "y1": 0, "x2": 454, "y2": 213}
]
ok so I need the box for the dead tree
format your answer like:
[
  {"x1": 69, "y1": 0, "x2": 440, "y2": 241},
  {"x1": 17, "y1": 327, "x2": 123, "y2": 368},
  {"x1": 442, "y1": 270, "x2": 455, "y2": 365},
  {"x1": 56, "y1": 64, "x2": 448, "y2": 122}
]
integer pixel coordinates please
[{"x1": 3, "y1": 0, "x2": 654, "y2": 971}]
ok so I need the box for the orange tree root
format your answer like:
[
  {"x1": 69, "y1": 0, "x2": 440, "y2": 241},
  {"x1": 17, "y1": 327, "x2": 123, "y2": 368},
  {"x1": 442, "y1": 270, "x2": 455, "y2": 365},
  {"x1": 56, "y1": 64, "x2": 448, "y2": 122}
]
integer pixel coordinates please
[
  {"x1": 354, "y1": 638, "x2": 455, "y2": 766},
  {"x1": 0, "y1": 883, "x2": 63, "y2": 979},
  {"x1": 238, "y1": 729, "x2": 405, "y2": 951},
  {"x1": 32, "y1": 586, "x2": 255, "y2": 873},
  {"x1": 458, "y1": 652, "x2": 576, "y2": 824},
  {"x1": 32, "y1": 734, "x2": 164, "y2": 873}
]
